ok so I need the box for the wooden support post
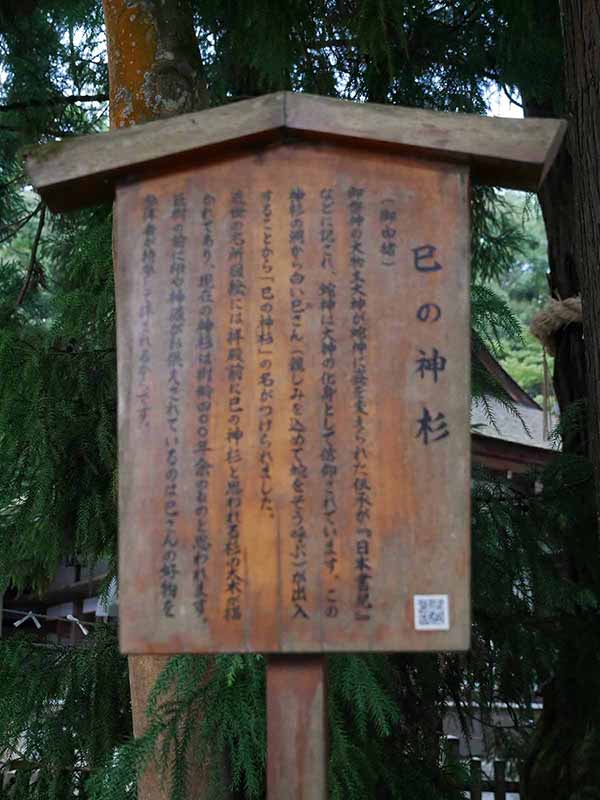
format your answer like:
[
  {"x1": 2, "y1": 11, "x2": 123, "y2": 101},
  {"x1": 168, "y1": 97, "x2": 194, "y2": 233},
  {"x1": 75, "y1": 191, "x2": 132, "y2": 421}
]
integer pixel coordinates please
[
  {"x1": 470, "y1": 758, "x2": 482, "y2": 800},
  {"x1": 267, "y1": 656, "x2": 327, "y2": 800},
  {"x1": 494, "y1": 759, "x2": 506, "y2": 800},
  {"x1": 129, "y1": 655, "x2": 171, "y2": 800},
  {"x1": 447, "y1": 736, "x2": 460, "y2": 762}
]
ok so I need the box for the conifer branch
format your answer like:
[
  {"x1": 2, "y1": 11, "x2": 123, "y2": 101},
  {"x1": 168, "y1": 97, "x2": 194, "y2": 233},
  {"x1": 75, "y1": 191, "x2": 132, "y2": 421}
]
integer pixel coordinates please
[
  {"x1": 0, "y1": 172, "x2": 25, "y2": 188},
  {"x1": 501, "y1": 83, "x2": 525, "y2": 110},
  {"x1": 50, "y1": 347, "x2": 116, "y2": 356},
  {"x1": 16, "y1": 203, "x2": 45, "y2": 306},
  {"x1": 0, "y1": 93, "x2": 109, "y2": 112},
  {"x1": 0, "y1": 201, "x2": 41, "y2": 244}
]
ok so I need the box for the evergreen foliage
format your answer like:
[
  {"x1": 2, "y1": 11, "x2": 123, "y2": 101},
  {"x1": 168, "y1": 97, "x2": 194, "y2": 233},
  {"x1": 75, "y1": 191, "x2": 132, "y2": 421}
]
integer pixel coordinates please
[
  {"x1": 0, "y1": 2, "x2": 596, "y2": 799},
  {"x1": 491, "y1": 192, "x2": 555, "y2": 404},
  {"x1": 0, "y1": 624, "x2": 129, "y2": 799},
  {"x1": 0, "y1": 207, "x2": 116, "y2": 591}
]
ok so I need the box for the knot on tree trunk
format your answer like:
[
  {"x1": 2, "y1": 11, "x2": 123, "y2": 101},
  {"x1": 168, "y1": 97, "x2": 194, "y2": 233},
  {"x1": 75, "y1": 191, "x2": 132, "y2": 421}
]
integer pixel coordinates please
[{"x1": 142, "y1": 60, "x2": 204, "y2": 119}]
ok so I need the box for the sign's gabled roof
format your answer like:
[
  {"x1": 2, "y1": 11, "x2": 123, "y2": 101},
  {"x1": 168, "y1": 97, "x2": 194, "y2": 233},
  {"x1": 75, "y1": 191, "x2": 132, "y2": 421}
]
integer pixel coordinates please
[{"x1": 25, "y1": 91, "x2": 567, "y2": 213}]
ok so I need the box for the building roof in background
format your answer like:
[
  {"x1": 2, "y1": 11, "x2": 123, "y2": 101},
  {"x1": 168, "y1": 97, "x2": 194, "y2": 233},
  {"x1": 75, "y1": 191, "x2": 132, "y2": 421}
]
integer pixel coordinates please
[
  {"x1": 475, "y1": 345, "x2": 541, "y2": 410},
  {"x1": 471, "y1": 345, "x2": 559, "y2": 473},
  {"x1": 471, "y1": 398, "x2": 556, "y2": 452}
]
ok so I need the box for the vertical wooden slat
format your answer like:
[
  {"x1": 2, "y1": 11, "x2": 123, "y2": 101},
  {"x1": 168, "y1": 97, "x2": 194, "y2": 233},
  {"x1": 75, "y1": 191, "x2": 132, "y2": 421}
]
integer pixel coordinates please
[
  {"x1": 470, "y1": 758, "x2": 482, "y2": 800},
  {"x1": 267, "y1": 656, "x2": 327, "y2": 800},
  {"x1": 69, "y1": 599, "x2": 85, "y2": 645},
  {"x1": 494, "y1": 759, "x2": 506, "y2": 800},
  {"x1": 447, "y1": 737, "x2": 461, "y2": 762}
]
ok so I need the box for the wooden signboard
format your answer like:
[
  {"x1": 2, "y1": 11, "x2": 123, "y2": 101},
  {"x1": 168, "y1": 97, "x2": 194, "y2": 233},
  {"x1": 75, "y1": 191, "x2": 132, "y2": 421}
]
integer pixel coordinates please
[
  {"x1": 25, "y1": 92, "x2": 566, "y2": 799},
  {"x1": 24, "y1": 92, "x2": 566, "y2": 658},
  {"x1": 116, "y1": 142, "x2": 470, "y2": 653}
]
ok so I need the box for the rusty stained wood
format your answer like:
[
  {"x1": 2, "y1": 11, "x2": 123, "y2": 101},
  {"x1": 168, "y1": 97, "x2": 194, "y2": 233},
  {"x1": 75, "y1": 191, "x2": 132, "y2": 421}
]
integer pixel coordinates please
[
  {"x1": 128, "y1": 655, "x2": 172, "y2": 800},
  {"x1": 117, "y1": 141, "x2": 471, "y2": 654},
  {"x1": 267, "y1": 655, "x2": 327, "y2": 800},
  {"x1": 25, "y1": 91, "x2": 566, "y2": 212}
]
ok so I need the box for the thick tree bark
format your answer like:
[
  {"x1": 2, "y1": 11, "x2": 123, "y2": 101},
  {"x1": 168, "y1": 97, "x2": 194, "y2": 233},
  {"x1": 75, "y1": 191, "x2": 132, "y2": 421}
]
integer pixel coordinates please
[
  {"x1": 103, "y1": 0, "x2": 208, "y2": 129},
  {"x1": 517, "y1": 4, "x2": 600, "y2": 798},
  {"x1": 101, "y1": 3, "x2": 210, "y2": 799},
  {"x1": 522, "y1": 98, "x2": 587, "y2": 452},
  {"x1": 560, "y1": 0, "x2": 600, "y2": 518}
]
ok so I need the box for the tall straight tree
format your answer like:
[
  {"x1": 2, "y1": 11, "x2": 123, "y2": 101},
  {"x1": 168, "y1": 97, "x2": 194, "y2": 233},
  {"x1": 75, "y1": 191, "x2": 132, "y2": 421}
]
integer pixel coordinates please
[
  {"x1": 560, "y1": 0, "x2": 600, "y2": 512},
  {"x1": 494, "y1": 2, "x2": 600, "y2": 797},
  {"x1": 101, "y1": 2, "x2": 211, "y2": 798}
]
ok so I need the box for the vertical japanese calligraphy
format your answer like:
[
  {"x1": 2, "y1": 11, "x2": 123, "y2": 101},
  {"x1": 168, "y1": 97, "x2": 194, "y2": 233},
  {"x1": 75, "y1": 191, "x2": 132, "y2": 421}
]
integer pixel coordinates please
[
  {"x1": 415, "y1": 348, "x2": 446, "y2": 382},
  {"x1": 136, "y1": 194, "x2": 157, "y2": 429},
  {"x1": 413, "y1": 244, "x2": 443, "y2": 272},
  {"x1": 416, "y1": 407, "x2": 449, "y2": 444},
  {"x1": 223, "y1": 190, "x2": 246, "y2": 622},
  {"x1": 348, "y1": 186, "x2": 373, "y2": 622},
  {"x1": 319, "y1": 188, "x2": 339, "y2": 619},
  {"x1": 118, "y1": 145, "x2": 471, "y2": 654},
  {"x1": 413, "y1": 243, "x2": 449, "y2": 444},
  {"x1": 161, "y1": 192, "x2": 187, "y2": 618},
  {"x1": 192, "y1": 193, "x2": 216, "y2": 621},
  {"x1": 257, "y1": 190, "x2": 275, "y2": 518},
  {"x1": 379, "y1": 198, "x2": 398, "y2": 268},
  {"x1": 289, "y1": 186, "x2": 310, "y2": 621}
]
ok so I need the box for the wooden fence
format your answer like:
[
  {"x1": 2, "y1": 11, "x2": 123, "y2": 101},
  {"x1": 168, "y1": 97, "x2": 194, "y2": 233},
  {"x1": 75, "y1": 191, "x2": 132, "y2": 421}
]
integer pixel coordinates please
[
  {"x1": 467, "y1": 758, "x2": 520, "y2": 799},
  {"x1": 447, "y1": 738, "x2": 520, "y2": 799}
]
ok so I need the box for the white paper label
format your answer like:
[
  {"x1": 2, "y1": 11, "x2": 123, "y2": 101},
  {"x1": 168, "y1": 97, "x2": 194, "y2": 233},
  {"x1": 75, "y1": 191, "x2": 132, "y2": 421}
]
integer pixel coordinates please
[{"x1": 414, "y1": 594, "x2": 450, "y2": 631}]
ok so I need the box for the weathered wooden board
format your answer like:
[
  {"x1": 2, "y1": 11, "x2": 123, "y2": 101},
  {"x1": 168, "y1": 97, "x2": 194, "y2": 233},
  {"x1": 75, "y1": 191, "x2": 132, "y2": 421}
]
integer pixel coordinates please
[
  {"x1": 267, "y1": 656, "x2": 327, "y2": 799},
  {"x1": 25, "y1": 91, "x2": 567, "y2": 212},
  {"x1": 117, "y1": 141, "x2": 471, "y2": 654}
]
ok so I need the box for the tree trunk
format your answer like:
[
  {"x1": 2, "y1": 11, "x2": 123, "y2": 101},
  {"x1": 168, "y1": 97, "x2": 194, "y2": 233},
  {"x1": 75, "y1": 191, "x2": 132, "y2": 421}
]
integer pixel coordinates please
[
  {"x1": 102, "y1": 0, "x2": 208, "y2": 129},
  {"x1": 522, "y1": 97, "x2": 587, "y2": 452},
  {"x1": 560, "y1": 0, "x2": 600, "y2": 518},
  {"x1": 518, "y1": 4, "x2": 600, "y2": 798},
  {"x1": 101, "y1": 3, "x2": 210, "y2": 798}
]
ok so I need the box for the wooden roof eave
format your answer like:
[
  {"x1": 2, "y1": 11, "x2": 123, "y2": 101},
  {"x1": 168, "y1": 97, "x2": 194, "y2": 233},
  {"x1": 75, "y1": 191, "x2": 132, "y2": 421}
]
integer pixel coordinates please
[{"x1": 24, "y1": 91, "x2": 567, "y2": 213}]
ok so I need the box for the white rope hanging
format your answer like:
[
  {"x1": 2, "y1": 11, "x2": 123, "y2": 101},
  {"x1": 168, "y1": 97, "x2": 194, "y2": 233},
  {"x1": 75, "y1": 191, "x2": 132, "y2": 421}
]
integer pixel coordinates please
[
  {"x1": 12, "y1": 610, "x2": 41, "y2": 629},
  {"x1": 4, "y1": 608, "x2": 94, "y2": 635}
]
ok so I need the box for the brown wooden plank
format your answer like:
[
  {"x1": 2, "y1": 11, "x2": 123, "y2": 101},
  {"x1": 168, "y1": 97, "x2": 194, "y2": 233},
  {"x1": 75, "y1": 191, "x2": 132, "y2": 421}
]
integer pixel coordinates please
[
  {"x1": 472, "y1": 433, "x2": 557, "y2": 473},
  {"x1": 129, "y1": 655, "x2": 171, "y2": 800},
  {"x1": 267, "y1": 655, "x2": 327, "y2": 800},
  {"x1": 116, "y1": 141, "x2": 471, "y2": 655},
  {"x1": 117, "y1": 141, "x2": 471, "y2": 654},
  {"x1": 285, "y1": 92, "x2": 566, "y2": 192},
  {"x1": 25, "y1": 93, "x2": 285, "y2": 212},
  {"x1": 25, "y1": 92, "x2": 566, "y2": 212}
]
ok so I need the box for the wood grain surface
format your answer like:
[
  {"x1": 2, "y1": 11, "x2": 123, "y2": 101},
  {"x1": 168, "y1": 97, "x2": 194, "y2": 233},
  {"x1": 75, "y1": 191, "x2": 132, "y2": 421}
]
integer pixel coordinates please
[
  {"x1": 117, "y1": 141, "x2": 471, "y2": 654},
  {"x1": 25, "y1": 91, "x2": 566, "y2": 212},
  {"x1": 267, "y1": 655, "x2": 327, "y2": 800}
]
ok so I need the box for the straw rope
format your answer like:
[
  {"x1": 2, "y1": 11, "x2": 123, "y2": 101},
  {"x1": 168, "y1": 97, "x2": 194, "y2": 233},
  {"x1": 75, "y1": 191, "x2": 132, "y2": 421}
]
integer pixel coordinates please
[{"x1": 529, "y1": 295, "x2": 583, "y2": 357}]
